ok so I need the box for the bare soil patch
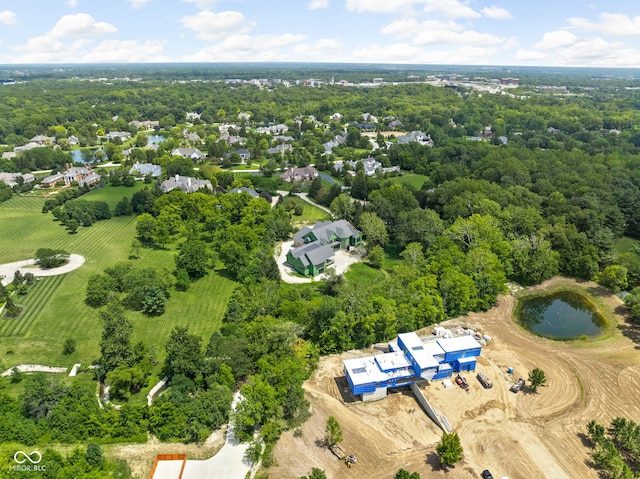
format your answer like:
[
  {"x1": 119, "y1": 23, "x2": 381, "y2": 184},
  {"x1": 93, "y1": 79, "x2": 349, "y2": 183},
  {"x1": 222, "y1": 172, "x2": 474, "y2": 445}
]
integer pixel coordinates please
[{"x1": 271, "y1": 277, "x2": 640, "y2": 479}]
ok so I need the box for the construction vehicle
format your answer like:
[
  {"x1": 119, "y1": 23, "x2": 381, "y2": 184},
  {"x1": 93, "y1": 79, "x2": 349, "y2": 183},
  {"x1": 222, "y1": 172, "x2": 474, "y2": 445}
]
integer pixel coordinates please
[
  {"x1": 477, "y1": 372, "x2": 493, "y2": 389},
  {"x1": 345, "y1": 454, "x2": 357, "y2": 468},
  {"x1": 329, "y1": 444, "x2": 346, "y2": 460},
  {"x1": 510, "y1": 378, "x2": 525, "y2": 393},
  {"x1": 455, "y1": 374, "x2": 469, "y2": 391}
]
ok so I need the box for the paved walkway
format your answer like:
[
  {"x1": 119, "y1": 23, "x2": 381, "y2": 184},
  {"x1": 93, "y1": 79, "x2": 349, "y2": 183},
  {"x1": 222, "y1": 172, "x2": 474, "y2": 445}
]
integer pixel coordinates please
[
  {"x1": 276, "y1": 191, "x2": 333, "y2": 216},
  {"x1": 0, "y1": 254, "x2": 86, "y2": 286}
]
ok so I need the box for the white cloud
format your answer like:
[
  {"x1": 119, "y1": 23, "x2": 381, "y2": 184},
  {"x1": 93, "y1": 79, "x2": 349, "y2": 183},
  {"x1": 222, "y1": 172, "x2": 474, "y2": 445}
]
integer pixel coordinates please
[
  {"x1": 81, "y1": 40, "x2": 168, "y2": 62},
  {"x1": 128, "y1": 0, "x2": 152, "y2": 8},
  {"x1": 181, "y1": 10, "x2": 253, "y2": 40},
  {"x1": 568, "y1": 13, "x2": 640, "y2": 36},
  {"x1": 183, "y1": 33, "x2": 307, "y2": 62},
  {"x1": 66, "y1": 0, "x2": 78, "y2": 6},
  {"x1": 308, "y1": 0, "x2": 330, "y2": 9},
  {"x1": 515, "y1": 49, "x2": 549, "y2": 61},
  {"x1": 0, "y1": 10, "x2": 17, "y2": 25},
  {"x1": 481, "y1": 6, "x2": 513, "y2": 20},
  {"x1": 182, "y1": 0, "x2": 219, "y2": 9},
  {"x1": 50, "y1": 14, "x2": 117, "y2": 38},
  {"x1": 345, "y1": 0, "x2": 417, "y2": 14},
  {"x1": 533, "y1": 30, "x2": 579, "y2": 49},
  {"x1": 424, "y1": 0, "x2": 480, "y2": 19},
  {"x1": 293, "y1": 38, "x2": 342, "y2": 59},
  {"x1": 553, "y1": 38, "x2": 640, "y2": 67},
  {"x1": 350, "y1": 42, "x2": 498, "y2": 64},
  {"x1": 381, "y1": 19, "x2": 502, "y2": 46}
]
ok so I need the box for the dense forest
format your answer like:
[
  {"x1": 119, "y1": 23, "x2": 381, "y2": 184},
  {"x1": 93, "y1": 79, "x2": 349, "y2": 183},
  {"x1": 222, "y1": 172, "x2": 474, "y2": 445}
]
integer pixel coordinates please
[{"x1": 3, "y1": 65, "x2": 640, "y2": 475}]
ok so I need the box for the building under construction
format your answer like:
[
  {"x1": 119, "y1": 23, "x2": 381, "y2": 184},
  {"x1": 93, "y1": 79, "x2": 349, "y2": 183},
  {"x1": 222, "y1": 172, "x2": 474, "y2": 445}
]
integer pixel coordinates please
[{"x1": 344, "y1": 332, "x2": 482, "y2": 401}]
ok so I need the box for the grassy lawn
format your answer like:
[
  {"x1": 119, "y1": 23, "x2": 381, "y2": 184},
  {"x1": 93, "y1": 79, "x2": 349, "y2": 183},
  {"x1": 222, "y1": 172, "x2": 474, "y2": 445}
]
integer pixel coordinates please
[
  {"x1": 82, "y1": 183, "x2": 149, "y2": 210},
  {"x1": 345, "y1": 262, "x2": 386, "y2": 287},
  {"x1": 615, "y1": 236, "x2": 639, "y2": 255},
  {"x1": 0, "y1": 196, "x2": 236, "y2": 372},
  {"x1": 383, "y1": 173, "x2": 430, "y2": 189},
  {"x1": 286, "y1": 196, "x2": 331, "y2": 222}
]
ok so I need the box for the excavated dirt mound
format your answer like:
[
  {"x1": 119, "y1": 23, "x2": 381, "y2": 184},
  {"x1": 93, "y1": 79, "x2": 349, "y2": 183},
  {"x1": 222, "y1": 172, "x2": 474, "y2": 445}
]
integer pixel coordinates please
[{"x1": 270, "y1": 278, "x2": 640, "y2": 479}]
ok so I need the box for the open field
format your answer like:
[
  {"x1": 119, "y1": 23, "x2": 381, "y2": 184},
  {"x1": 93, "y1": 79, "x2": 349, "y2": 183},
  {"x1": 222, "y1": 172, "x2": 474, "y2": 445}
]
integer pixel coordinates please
[
  {"x1": 271, "y1": 277, "x2": 640, "y2": 479},
  {"x1": 383, "y1": 173, "x2": 430, "y2": 189},
  {"x1": 0, "y1": 196, "x2": 236, "y2": 370},
  {"x1": 286, "y1": 196, "x2": 332, "y2": 223},
  {"x1": 82, "y1": 183, "x2": 149, "y2": 210}
]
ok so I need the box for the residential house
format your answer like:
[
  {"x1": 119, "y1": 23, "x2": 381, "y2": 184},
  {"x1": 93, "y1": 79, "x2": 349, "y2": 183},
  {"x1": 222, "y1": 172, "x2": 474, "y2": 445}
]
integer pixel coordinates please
[
  {"x1": 334, "y1": 158, "x2": 388, "y2": 177},
  {"x1": 547, "y1": 127, "x2": 561, "y2": 134},
  {"x1": 104, "y1": 131, "x2": 132, "y2": 141},
  {"x1": 40, "y1": 173, "x2": 65, "y2": 188},
  {"x1": 185, "y1": 112, "x2": 201, "y2": 121},
  {"x1": 218, "y1": 133, "x2": 245, "y2": 145},
  {"x1": 351, "y1": 123, "x2": 377, "y2": 131},
  {"x1": 129, "y1": 162, "x2": 162, "y2": 177},
  {"x1": 68, "y1": 135, "x2": 80, "y2": 145},
  {"x1": 280, "y1": 165, "x2": 318, "y2": 182},
  {"x1": 232, "y1": 149, "x2": 251, "y2": 162},
  {"x1": 286, "y1": 220, "x2": 362, "y2": 276},
  {"x1": 361, "y1": 113, "x2": 378, "y2": 123},
  {"x1": 396, "y1": 131, "x2": 434, "y2": 147},
  {"x1": 13, "y1": 142, "x2": 41, "y2": 153},
  {"x1": 330, "y1": 113, "x2": 343, "y2": 122},
  {"x1": 0, "y1": 172, "x2": 35, "y2": 187},
  {"x1": 63, "y1": 166, "x2": 101, "y2": 186},
  {"x1": 255, "y1": 124, "x2": 289, "y2": 135},
  {"x1": 128, "y1": 120, "x2": 160, "y2": 130},
  {"x1": 161, "y1": 174, "x2": 212, "y2": 194},
  {"x1": 183, "y1": 130, "x2": 202, "y2": 143},
  {"x1": 30, "y1": 135, "x2": 55, "y2": 145},
  {"x1": 237, "y1": 112, "x2": 251, "y2": 121},
  {"x1": 266, "y1": 144, "x2": 292, "y2": 155},
  {"x1": 322, "y1": 133, "x2": 346, "y2": 154},
  {"x1": 387, "y1": 119, "x2": 402, "y2": 130},
  {"x1": 171, "y1": 148, "x2": 206, "y2": 161}
]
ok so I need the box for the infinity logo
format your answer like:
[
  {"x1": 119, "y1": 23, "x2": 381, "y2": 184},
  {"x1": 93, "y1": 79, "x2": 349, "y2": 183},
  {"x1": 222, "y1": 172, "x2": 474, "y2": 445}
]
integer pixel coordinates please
[{"x1": 14, "y1": 451, "x2": 42, "y2": 464}]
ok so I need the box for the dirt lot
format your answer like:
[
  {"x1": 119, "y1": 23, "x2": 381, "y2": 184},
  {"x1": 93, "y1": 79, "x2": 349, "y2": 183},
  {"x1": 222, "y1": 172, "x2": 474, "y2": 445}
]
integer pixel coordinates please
[{"x1": 270, "y1": 278, "x2": 640, "y2": 479}]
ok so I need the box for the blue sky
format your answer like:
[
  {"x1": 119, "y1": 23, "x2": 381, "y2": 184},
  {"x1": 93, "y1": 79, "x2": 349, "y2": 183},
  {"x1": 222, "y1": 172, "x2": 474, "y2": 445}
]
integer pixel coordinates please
[{"x1": 0, "y1": 0, "x2": 639, "y2": 66}]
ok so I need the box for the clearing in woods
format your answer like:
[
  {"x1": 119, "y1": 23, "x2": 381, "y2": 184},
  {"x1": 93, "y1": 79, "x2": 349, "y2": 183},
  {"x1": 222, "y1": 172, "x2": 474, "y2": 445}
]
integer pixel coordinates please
[{"x1": 270, "y1": 277, "x2": 640, "y2": 479}]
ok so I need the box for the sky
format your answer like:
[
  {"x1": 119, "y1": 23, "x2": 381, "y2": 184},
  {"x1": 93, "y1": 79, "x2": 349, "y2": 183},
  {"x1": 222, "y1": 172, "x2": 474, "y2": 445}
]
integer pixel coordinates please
[{"x1": 0, "y1": 0, "x2": 639, "y2": 66}]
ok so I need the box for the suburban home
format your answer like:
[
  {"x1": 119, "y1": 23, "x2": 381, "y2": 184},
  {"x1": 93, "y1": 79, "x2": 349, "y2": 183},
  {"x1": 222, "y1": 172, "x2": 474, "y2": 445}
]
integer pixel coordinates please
[
  {"x1": 286, "y1": 220, "x2": 362, "y2": 276},
  {"x1": 68, "y1": 135, "x2": 80, "y2": 145},
  {"x1": 266, "y1": 144, "x2": 292, "y2": 155},
  {"x1": 171, "y1": 148, "x2": 206, "y2": 161},
  {"x1": 280, "y1": 165, "x2": 318, "y2": 182},
  {"x1": 185, "y1": 112, "x2": 201, "y2": 121},
  {"x1": 13, "y1": 142, "x2": 41, "y2": 153},
  {"x1": 396, "y1": 131, "x2": 434, "y2": 147},
  {"x1": 129, "y1": 162, "x2": 162, "y2": 177},
  {"x1": 330, "y1": 112, "x2": 343, "y2": 121},
  {"x1": 255, "y1": 124, "x2": 289, "y2": 135},
  {"x1": 334, "y1": 157, "x2": 397, "y2": 177},
  {"x1": 104, "y1": 131, "x2": 132, "y2": 141},
  {"x1": 231, "y1": 149, "x2": 251, "y2": 162},
  {"x1": 39, "y1": 165, "x2": 100, "y2": 188},
  {"x1": 183, "y1": 130, "x2": 201, "y2": 143},
  {"x1": 128, "y1": 120, "x2": 160, "y2": 130},
  {"x1": 30, "y1": 135, "x2": 55, "y2": 145},
  {"x1": 0, "y1": 172, "x2": 35, "y2": 187},
  {"x1": 161, "y1": 174, "x2": 212, "y2": 194}
]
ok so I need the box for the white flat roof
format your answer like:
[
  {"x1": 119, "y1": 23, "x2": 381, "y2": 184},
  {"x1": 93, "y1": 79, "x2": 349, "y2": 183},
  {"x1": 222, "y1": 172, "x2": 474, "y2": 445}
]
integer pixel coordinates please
[
  {"x1": 437, "y1": 335, "x2": 482, "y2": 353},
  {"x1": 344, "y1": 354, "x2": 413, "y2": 387},
  {"x1": 456, "y1": 356, "x2": 477, "y2": 364},
  {"x1": 421, "y1": 340, "x2": 446, "y2": 357},
  {"x1": 375, "y1": 351, "x2": 411, "y2": 371},
  {"x1": 398, "y1": 332, "x2": 441, "y2": 369}
]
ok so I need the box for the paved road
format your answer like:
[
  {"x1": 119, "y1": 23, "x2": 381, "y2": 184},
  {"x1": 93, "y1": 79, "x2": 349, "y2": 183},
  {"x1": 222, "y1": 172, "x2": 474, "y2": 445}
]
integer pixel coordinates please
[{"x1": 0, "y1": 254, "x2": 86, "y2": 286}]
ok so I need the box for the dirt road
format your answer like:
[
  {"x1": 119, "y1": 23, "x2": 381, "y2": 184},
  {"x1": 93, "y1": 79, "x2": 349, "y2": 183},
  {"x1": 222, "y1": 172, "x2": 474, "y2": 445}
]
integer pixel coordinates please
[{"x1": 270, "y1": 278, "x2": 640, "y2": 479}]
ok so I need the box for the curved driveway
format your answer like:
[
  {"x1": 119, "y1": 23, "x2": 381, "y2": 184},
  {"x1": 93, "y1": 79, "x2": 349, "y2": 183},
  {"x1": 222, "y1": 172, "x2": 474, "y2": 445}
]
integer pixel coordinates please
[{"x1": 0, "y1": 254, "x2": 86, "y2": 286}]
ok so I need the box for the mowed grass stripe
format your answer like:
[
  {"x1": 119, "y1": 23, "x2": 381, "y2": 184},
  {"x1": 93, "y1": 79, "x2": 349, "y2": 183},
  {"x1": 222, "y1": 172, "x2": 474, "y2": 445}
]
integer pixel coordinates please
[
  {"x1": 0, "y1": 196, "x2": 46, "y2": 210},
  {"x1": 0, "y1": 275, "x2": 66, "y2": 337}
]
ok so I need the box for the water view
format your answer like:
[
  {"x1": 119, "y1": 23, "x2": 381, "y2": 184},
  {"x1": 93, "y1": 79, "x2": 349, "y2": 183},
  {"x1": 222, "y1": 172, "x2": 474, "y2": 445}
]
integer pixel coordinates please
[
  {"x1": 517, "y1": 291, "x2": 605, "y2": 339},
  {"x1": 69, "y1": 147, "x2": 105, "y2": 164}
]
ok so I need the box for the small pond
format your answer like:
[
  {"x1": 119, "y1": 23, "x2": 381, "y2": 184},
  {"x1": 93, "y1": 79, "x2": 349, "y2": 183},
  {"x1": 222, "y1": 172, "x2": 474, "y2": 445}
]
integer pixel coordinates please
[
  {"x1": 517, "y1": 291, "x2": 605, "y2": 339},
  {"x1": 69, "y1": 148, "x2": 105, "y2": 164},
  {"x1": 146, "y1": 134, "x2": 167, "y2": 146}
]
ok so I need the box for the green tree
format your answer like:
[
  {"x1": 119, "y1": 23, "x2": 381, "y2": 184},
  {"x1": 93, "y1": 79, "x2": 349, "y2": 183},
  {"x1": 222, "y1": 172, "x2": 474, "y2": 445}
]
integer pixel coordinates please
[
  {"x1": 62, "y1": 338, "x2": 76, "y2": 355},
  {"x1": 324, "y1": 415, "x2": 342, "y2": 446},
  {"x1": 162, "y1": 326, "x2": 203, "y2": 379},
  {"x1": 175, "y1": 240, "x2": 212, "y2": 279},
  {"x1": 35, "y1": 248, "x2": 69, "y2": 268},
  {"x1": 329, "y1": 193, "x2": 354, "y2": 221},
  {"x1": 528, "y1": 368, "x2": 547, "y2": 392},
  {"x1": 368, "y1": 245, "x2": 384, "y2": 269},
  {"x1": 85, "y1": 443, "x2": 104, "y2": 467},
  {"x1": 66, "y1": 218, "x2": 79, "y2": 234},
  {"x1": 99, "y1": 301, "x2": 134, "y2": 376},
  {"x1": 136, "y1": 213, "x2": 156, "y2": 245},
  {"x1": 115, "y1": 196, "x2": 133, "y2": 216},
  {"x1": 435, "y1": 432, "x2": 463, "y2": 468},
  {"x1": 85, "y1": 273, "x2": 117, "y2": 307},
  {"x1": 395, "y1": 469, "x2": 420, "y2": 479},
  {"x1": 359, "y1": 212, "x2": 388, "y2": 251},
  {"x1": 301, "y1": 468, "x2": 328, "y2": 479},
  {"x1": 594, "y1": 265, "x2": 628, "y2": 293}
]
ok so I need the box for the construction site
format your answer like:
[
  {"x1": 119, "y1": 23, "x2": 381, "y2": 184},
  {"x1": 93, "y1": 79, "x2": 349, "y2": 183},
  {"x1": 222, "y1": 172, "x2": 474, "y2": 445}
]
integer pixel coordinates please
[{"x1": 269, "y1": 278, "x2": 640, "y2": 479}]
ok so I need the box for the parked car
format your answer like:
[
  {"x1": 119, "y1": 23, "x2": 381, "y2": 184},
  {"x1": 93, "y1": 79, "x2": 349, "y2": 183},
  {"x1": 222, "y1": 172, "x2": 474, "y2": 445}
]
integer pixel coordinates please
[{"x1": 481, "y1": 470, "x2": 494, "y2": 479}]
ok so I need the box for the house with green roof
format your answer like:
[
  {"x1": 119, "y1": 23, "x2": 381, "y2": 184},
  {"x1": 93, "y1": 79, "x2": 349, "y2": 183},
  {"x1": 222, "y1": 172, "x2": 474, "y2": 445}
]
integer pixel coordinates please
[{"x1": 285, "y1": 220, "x2": 361, "y2": 276}]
